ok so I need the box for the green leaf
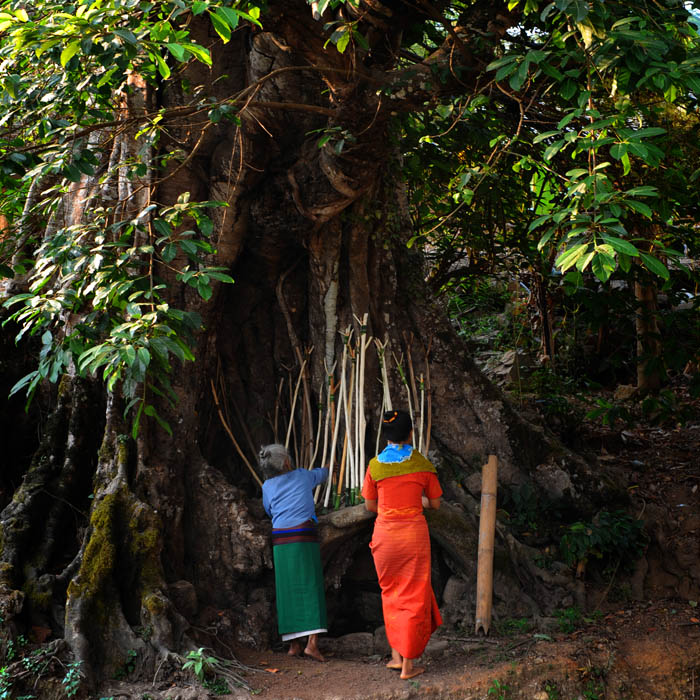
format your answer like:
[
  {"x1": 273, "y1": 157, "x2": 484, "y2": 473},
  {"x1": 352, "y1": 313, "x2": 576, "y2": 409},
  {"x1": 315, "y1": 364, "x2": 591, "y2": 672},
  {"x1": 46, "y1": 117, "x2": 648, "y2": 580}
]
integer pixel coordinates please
[
  {"x1": 555, "y1": 243, "x2": 588, "y2": 272},
  {"x1": 182, "y1": 43, "x2": 211, "y2": 66},
  {"x1": 150, "y1": 52, "x2": 171, "y2": 79},
  {"x1": 533, "y1": 130, "x2": 561, "y2": 144},
  {"x1": 144, "y1": 404, "x2": 173, "y2": 435},
  {"x1": 209, "y1": 10, "x2": 232, "y2": 42},
  {"x1": 216, "y1": 6, "x2": 241, "y2": 29},
  {"x1": 624, "y1": 186, "x2": 658, "y2": 197},
  {"x1": 591, "y1": 251, "x2": 616, "y2": 282},
  {"x1": 623, "y1": 199, "x2": 653, "y2": 218},
  {"x1": 336, "y1": 30, "x2": 350, "y2": 53},
  {"x1": 165, "y1": 43, "x2": 186, "y2": 62},
  {"x1": 487, "y1": 55, "x2": 518, "y2": 72},
  {"x1": 600, "y1": 235, "x2": 639, "y2": 257},
  {"x1": 60, "y1": 41, "x2": 81, "y2": 68},
  {"x1": 639, "y1": 252, "x2": 669, "y2": 280}
]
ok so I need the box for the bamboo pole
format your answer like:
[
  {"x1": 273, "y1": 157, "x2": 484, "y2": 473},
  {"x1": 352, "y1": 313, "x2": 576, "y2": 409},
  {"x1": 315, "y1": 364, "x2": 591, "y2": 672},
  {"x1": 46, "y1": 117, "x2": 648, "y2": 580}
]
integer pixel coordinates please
[
  {"x1": 475, "y1": 455, "x2": 498, "y2": 636},
  {"x1": 339, "y1": 347, "x2": 355, "y2": 503},
  {"x1": 424, "y1": 337, "x2": 433, "y2": 453},
  {"x1": 308, "y1": 395, "x2": 324, "y2": 470},
  {"x1": 315, "y1": 365, "x2": 335, "y2": 503},
  {"x1": 393, "y1": 352, "x2": 415, "y2": 447},
  {"x1": 210, "y1": 380, "x2": 263, "y2": 488},
  {"x1": 285, "y1": 358, "x2": 307, "y2": 452},
  {"x1": 324, "y1": 341, "x2": 348, "y2": 508},
  {"x1": 357, "y1": 316, "x2": 371, "y2": 491},
  {"x1": 404, "y1": 332, "x2": 421, "y2": 444},
  {"x1": 418, "y1": 373, "x2": 425, "y2": 453},
  {"x1": 375, "y1": 338, "x2": 392, "y2": 412}
]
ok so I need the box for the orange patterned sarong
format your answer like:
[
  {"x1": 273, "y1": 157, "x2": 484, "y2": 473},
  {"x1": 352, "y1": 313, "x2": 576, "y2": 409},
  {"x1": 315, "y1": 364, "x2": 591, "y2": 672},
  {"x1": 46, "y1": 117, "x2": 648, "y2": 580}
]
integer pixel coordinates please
[{"x1": 370, "y1": 508, "x2": 442, "y2": 659}]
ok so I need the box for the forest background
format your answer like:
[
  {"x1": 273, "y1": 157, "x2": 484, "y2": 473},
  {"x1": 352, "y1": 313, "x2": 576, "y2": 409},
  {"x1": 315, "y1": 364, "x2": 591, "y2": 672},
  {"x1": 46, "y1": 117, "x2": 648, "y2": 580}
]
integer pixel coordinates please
[{"x1": 0, "y1": 0, "x2": 699, "y2": 698}]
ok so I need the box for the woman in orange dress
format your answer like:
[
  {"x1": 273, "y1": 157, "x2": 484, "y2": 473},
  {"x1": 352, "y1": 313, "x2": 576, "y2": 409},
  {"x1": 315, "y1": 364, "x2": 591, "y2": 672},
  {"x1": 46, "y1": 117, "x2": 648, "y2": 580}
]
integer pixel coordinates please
[{"x1": 362, "y1": 410, "x2": 442, "y2": 680}]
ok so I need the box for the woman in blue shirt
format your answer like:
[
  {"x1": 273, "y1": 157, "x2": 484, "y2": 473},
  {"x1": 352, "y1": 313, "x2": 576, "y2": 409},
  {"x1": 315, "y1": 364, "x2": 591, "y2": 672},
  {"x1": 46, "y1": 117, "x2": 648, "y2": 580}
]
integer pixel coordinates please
[{"x1": 260, "y1": 444, "x2": 328, "y2": 661}]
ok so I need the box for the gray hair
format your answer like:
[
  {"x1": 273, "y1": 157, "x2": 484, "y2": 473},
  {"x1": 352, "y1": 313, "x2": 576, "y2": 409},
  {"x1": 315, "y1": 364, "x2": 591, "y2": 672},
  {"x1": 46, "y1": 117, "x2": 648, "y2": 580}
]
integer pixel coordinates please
[{"x1": 258, "y1": 444, "x2": 292, "y2": 479}]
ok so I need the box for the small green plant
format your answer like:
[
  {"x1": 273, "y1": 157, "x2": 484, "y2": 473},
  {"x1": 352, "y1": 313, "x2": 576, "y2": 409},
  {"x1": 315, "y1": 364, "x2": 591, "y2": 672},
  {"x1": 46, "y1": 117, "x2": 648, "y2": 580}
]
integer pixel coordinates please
[
  {"x1": 494, "y1": 617, "x2": 532, "y2": 636},
  {"x1": 559, "y1": 510, "x2": 646, "y2": 573},
  {"x1": 582, "y1": 679, "x2": 605, "y2": 699},
  {"x1": 543, "y1": 680, "x2": 560, "y2": 699},
  {"x1": 585, "y1": 397, "x2": 632, "y2": 427},
  {"x1": 62, "y1": 660, "x2": 83, "y2": 698},
  {"x1": 487, "y1": 677, "x2": 511, "y2": 699},
  {"x1": 3, "y1": 635, "x2": 25, "y2": 663},
  {"x1": 114, "y1": 648, "x2": 137, "y2": 679},
  {"x1": 182, "y1": 647, "x2": 219, "y2": 682},
  {"x1": 555, "y1": 606, "x2": 582, "y2": 633},
  {"x1": 0, "y1": 666, "x2": 12, "y2": 700},
  {"x1": 203, "y1": 677, "x2": 230, "y2": 695}
]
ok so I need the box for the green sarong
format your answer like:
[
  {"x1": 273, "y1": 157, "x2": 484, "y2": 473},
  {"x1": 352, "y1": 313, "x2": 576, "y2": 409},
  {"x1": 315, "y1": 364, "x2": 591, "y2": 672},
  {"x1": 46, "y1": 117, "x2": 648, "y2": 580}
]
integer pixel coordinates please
[{"x1": 271, "y1": 521, "x2": 327, "y2": 639}]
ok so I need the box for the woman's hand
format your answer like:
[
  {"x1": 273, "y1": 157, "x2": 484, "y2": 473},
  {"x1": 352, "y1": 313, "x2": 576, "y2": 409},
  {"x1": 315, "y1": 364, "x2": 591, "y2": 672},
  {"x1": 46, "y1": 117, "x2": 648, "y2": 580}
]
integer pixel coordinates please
[{"x1": 422, "y1": 495, "x2": 440, "y2": 510}]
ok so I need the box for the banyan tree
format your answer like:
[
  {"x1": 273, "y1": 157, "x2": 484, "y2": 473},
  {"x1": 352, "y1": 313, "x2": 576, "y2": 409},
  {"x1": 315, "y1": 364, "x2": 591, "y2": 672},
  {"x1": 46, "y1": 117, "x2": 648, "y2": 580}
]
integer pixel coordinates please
[{"x1": 0, "y1": 0, "x2": 656, "y2": 690}]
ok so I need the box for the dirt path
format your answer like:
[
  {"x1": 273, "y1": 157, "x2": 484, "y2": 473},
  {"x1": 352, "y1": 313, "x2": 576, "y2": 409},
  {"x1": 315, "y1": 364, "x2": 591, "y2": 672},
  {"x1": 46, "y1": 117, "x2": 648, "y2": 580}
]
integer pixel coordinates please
[{"x1": 98, "y1": 599, "x2": 699, "y2": 699}]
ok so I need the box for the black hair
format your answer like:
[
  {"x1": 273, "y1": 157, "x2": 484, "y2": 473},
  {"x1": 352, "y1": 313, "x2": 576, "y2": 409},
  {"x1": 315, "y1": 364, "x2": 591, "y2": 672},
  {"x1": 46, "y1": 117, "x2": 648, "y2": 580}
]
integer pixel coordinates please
[{"x1": 382, "y1": 410, "x2": 412, "y2": 443}]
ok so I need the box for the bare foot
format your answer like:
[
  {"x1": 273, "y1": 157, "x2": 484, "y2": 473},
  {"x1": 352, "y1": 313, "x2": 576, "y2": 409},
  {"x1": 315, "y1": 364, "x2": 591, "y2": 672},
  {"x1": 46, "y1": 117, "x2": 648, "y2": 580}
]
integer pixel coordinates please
[
  {"x1": 386, "y1": 648, "x2": 402, "y2": 670},
  {"x1": 400, "y1": 666, "x2": 425, "y2": 680},
  {"x1": 304, "y1": 647, "x2": 326, "y2": 662},
  {"x1": 288, "y1": 640, "x2": 303, "y2": 656}
]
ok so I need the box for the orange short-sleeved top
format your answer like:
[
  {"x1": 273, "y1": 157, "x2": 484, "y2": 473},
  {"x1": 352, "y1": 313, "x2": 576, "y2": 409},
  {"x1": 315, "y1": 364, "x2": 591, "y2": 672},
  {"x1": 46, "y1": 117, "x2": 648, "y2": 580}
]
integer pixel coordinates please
[{"x1": 362, "y1": 469, "x2": 442, "y2": 516}]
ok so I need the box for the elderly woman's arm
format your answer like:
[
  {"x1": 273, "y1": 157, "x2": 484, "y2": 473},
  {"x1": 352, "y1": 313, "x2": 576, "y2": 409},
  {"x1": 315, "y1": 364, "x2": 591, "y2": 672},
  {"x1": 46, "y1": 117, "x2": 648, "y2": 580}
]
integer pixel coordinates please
[{"x1": 364, "y1": 498, "x2": 378, "y2": 513}]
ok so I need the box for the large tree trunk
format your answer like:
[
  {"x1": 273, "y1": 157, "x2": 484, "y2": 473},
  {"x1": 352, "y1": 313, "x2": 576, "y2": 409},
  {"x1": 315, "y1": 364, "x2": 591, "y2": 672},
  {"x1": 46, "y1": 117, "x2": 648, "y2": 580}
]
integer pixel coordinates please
[{"x1": 0, "y1": 1, "x2": 620, "y2": 689}]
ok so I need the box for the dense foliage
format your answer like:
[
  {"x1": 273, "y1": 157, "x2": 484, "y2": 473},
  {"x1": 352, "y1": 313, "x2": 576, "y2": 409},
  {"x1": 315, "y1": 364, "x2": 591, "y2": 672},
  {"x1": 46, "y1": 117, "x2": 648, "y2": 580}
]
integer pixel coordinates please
[{"x1": 1, "y1": 0, "x2": 699, "y2": 433}]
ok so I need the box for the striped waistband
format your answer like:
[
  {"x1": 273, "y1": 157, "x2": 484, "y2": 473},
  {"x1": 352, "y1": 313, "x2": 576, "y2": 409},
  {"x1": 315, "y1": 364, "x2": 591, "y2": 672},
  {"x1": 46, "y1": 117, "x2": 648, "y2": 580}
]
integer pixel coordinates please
[
  {"x1": 378, "y1": 506, "x2": 422, "y2": 520},
  {"x1": 272, "y1": 520, "x2": 318, "y2": 546}
]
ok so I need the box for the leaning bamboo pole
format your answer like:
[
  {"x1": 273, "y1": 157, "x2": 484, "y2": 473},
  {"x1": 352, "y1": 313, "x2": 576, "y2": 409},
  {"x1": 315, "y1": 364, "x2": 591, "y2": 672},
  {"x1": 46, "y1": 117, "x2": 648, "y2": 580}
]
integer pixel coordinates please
[
  {"x1": 308, "y1": 393, "x2": 324, "y2": 470},
  {"x1": 418, "y1": 373, "x2": 425, "y2": 453},
  {"x1": 324, "y1": 340, "x2": 348, "y2": 508},
  {"x1": 423, "y1": 337, "x2": 433, "y2": 453},
  {"x1": 356, "y1": 313, "x2": 370, "y2": 490},
  {"x1": 405, "y1": 333, "x2": 421, "y2": 444},
  {"x1": 315, "y1": 365, "x2": 335, "y2": 502},
  {"x1": 393, "y1": 352, "x2": 415, "y2": 447},
  {"x1": 475, "y1": 455, "x2": 498, "y2": 635},
  {"x1": 338, "y1": 348, "x2": 355, "y2": 505},
  {"x1": 285, "y1": 358, "x2": 307, "y2": 453},
  {"x1": 210, "y1": 380, "x2": 263, "y2": 488}
]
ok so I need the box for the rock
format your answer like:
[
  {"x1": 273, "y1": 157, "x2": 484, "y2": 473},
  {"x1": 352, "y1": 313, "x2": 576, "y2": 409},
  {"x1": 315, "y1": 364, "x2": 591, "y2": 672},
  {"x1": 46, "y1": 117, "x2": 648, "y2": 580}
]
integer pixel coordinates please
[
  {"x1": 423, "y1": 638, "x2": 449, "y2": 657},
  {"x1": 614, "y1": 384, "x2": 638, "y2": 401},
  {"x1": 425, "y1": 502, "x2": 478, "y2": 579},
  {"x1": 464, "y1": 472, "x2": 483, "y2": 496},
  {"x1": 442, "y1": 575, "x2": 468, "y2": 606},
  {"x1": 323, "y1": 632, "x2": 374, "y2": 656},
  {"x1": 374, "y1": 625, "x2": 390, "y2": 655}
]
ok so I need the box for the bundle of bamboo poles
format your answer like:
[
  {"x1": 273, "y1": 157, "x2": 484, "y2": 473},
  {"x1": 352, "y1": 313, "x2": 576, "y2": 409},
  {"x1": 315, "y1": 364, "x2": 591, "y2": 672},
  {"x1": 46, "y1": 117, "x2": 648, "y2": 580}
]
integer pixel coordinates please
[{"x1": 214, "y1": 316, "x2": 433, "y2": 511}]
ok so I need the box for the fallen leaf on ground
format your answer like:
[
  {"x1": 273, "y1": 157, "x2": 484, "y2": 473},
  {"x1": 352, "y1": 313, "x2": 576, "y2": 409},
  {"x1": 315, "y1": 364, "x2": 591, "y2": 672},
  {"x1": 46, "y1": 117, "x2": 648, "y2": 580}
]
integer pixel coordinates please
[{"x1": 265, "y1": 668, "x2": 280, "y2": 673}]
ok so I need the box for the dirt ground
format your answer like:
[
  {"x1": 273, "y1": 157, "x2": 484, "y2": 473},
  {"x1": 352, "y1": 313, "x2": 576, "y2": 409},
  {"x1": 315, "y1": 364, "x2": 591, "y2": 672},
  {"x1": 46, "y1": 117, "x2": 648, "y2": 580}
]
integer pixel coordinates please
[
  {"x1": 99, "y1": 600, "x2": 700, "y2": 699},
  {"x1": 234, "y1": 601, "x2": 700, "y2": 699}
]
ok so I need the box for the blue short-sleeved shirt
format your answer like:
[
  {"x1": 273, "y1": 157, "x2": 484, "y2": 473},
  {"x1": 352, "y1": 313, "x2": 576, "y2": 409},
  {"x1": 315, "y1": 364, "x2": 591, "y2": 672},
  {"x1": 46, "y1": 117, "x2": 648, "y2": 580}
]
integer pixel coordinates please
[{"x1": 262, "y1": 467, "x2": 328, "y2": 529}]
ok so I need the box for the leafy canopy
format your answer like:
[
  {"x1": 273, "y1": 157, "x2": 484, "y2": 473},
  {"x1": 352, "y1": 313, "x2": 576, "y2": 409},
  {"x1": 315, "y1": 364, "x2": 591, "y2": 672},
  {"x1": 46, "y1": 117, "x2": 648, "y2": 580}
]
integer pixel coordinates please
[{"x1": 0, "y1": 0, "x2": 261, "y2": 435}]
